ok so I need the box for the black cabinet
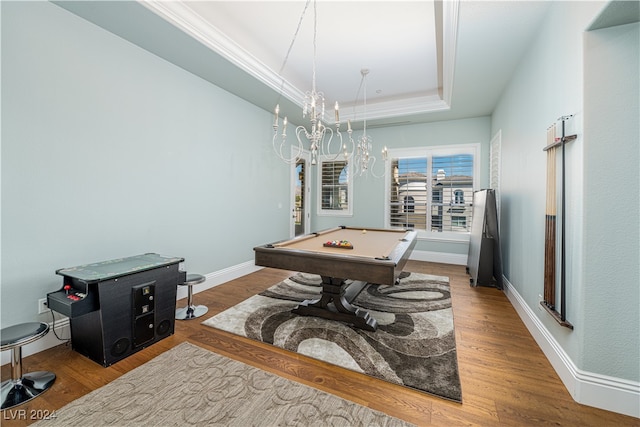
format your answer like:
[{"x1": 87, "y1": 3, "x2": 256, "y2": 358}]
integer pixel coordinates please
[
  {"x1": 49, "y1": 253, "x2": 185, "y2": 366},
  {"x1": 467, "y1": 189, "x2": 503, "y2": 288}
]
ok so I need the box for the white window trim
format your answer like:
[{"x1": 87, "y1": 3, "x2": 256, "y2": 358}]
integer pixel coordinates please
[
  {"x1": 316, "y1": 155, "x2": 354, "y2": 217},
  {"x1": 384, "y1": 143, "x2": 480, "y2": 242}
]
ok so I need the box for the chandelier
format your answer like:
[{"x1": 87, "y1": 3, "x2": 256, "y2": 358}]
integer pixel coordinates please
[
  {"x1": 272, "y1": 0, "x2": 352, "y2": 166},
  {"x1": 349, "y1": 69, "x2": 387, "y2": 177}
]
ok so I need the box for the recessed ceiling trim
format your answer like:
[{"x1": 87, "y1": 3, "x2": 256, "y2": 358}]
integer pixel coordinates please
[
  {"x1": 346, "y1": 96, "x2": 450, "y2": 123},
  {"x1": 140, "y1": 0, "x2": 304, "y2": 105},
  {"x1": 140, "y1": 0, "x2": 458, "y2": 120},
  {"x1": 442, "y1": 0, "x2": 460, "y2": 107}
]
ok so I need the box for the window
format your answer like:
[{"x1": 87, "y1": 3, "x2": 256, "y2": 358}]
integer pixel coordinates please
[
  {"x1": 317, "y1": 157, "x2": 353, "y2": 216},
  {"x1": 452, "y1": 216, "x2": 467, "y2": 228},
  {"x1": 390, "y1": 156, "x2": 428, "y2": 229},
  {"x1": 385, "y1": 145, "x2": 479, "y2": 235},
  {"x1": 404, "y1": 196, "x2": 416, "y2": 213},
  {"x1": 454, "y1": 190, "x2": 464, "y2": 204}
]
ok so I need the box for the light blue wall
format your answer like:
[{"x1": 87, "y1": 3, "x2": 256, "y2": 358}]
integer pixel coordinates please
[
  {"x1": 582, "y1": 22, "x2": 639, "y2": 381},
  {"x1": 1, "y1": 2, "x2": 290, "y2": 325},
  {"x1": 311, "y1": 117, "x2": 491, "y2": 256},
  {"x1": 492, "y1": 0, "x2": 638, "y2": 382}
]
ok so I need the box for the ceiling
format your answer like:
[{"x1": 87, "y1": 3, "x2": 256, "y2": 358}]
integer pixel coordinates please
[
  {"x1": 54, "y1": 1, "x2": 559, "y2": 128},
  {"x1": 177, "y1": 1, "x2": 444, "y2": 123}
]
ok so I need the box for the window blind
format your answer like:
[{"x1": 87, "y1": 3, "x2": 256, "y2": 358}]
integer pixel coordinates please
[
  {"x1": 389, "y1": 152, "x2": 475, "y2": 233},
  {"x1": 320, "y1": 160, "x2": 349, "y2": 212},
  {"x1": 390, "y1": 157, "x2": 428, "y2": 229},
  {"x1": 432, "y1": 154, "x2": 474, "y2": 232}
]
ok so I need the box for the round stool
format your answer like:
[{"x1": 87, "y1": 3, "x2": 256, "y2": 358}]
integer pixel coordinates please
[
  {"x1": 175, "y1": 273, "x2": 208, "y2": 320},
  {"x1": 1, "y1": 322, "x2": 56, "y2": 409}
]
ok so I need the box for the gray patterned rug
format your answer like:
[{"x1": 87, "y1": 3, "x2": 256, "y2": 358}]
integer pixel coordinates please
[
  {"x1": 34, "y1": 342, "x2": 412, "y2": 426},
  {"x1": 202, "y1": 272, "x2": 462, "y2": 402}
]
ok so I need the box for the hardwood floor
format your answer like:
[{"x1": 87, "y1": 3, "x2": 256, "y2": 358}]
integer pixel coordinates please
[{"x1": 2, "y1": 261, "x2": 637, "y2": 426}]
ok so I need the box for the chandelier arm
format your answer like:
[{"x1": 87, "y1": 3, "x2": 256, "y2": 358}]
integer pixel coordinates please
[
  {"x1": 293, "y1": 133, "x2": 306, "y2": 163},
  {"x1": 320, "y1": 127, "x2": 338, "y2": 159},
  {"x1": 368, "y1": 155, "x2": 387, "y2": 179},
  {"x1": 343, "y1": 130, "x2": 356, "y2": 161},
  {"x1": 273, "y1": 131, "x2": 303, "y2": 164},
  {"x1": 294, "y1": 126, "x2": 313, "y2": 161}
]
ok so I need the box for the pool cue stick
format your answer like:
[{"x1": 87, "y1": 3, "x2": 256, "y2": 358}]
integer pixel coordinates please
[
  {"x1": 558, "y1": 115, "x2": 572, "y2": 323},
  {"x1": 543, "y1": 124, "x2": 557, "y2": 310}
]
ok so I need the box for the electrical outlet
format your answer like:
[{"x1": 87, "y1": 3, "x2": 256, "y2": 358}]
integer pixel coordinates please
[{"x1": 38, "y1": 298, "x2": 50, "y2": 314}]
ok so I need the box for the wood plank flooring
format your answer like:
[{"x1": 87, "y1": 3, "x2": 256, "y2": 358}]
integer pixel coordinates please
[{"x1": 2, "y1": 261, "x2": 637, "y2": 426}]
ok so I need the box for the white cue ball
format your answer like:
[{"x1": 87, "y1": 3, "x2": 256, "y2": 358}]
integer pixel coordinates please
[{"x1": 362, "y1": 229, "x2": 367, "y2": 234}]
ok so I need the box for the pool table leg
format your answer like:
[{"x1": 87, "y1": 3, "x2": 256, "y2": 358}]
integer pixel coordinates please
[{"x1": 291, "y1": 276, "x2": 378, "y2": 331}]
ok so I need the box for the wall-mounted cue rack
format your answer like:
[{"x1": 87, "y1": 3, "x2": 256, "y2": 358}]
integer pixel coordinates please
[{"x1": 542, "y1": 115, "x2": 575, "y2": 329}]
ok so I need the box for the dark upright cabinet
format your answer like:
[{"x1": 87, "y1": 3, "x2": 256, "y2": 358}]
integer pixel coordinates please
[
  {"x1": 467, "y1": 189, "x2": 503, "y2": 288},
  {"x1": 48, "y1": 253, "x2": 185, "y2": 367}
]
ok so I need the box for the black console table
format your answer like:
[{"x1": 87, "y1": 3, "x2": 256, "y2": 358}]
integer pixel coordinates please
[{"x1": 48, "y1": 253, "x2": 185, "y2": 366}]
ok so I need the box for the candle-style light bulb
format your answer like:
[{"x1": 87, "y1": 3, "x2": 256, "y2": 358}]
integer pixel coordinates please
[
  {"x1": 274, "y1": 104, "x2": 279, "y2": 126},
  {"x1": 334, "y1": 101, "x2": 340, "y2": 122}
]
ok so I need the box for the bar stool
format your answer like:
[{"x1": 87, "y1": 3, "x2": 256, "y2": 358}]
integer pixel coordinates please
[
  {"x1": 175, "y1": 273, "x2": 208, "y2": 320},
  {"x1": 1, "y1": 322, "x2": 56, "y2": 409}
]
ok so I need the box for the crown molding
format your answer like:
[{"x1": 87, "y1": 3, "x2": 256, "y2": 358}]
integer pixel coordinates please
[
  {"x1": 139, "y1": 0, "x2": 459, "y2": 120},
  {"x1": 442, "y1": 0, "x2": 459, "y2": 107},
  {"x1": 139, "y1": 0, "x2": 304, "y2": 104}
]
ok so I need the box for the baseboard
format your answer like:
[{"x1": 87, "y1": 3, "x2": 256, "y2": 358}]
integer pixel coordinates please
[
  {"x1": 177, "y1": 260, "x2": 261, "y2": 300},
  {"x1": 502, "y1": 276, "x2": 640, "y2": 418},
  {"x1": 410, "y1": 249, "x2": 467, "y2": 266},
  {"x1": 1, "y1": 317, "x2": 71, "y2": 366}
]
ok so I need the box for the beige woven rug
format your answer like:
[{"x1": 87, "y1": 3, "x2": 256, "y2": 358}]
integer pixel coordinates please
[{"x1": 35, "y1": 342, "x2": 411, "y2": 426}]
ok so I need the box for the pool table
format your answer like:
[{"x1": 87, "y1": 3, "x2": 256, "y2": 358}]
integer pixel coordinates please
[{"x1": 254, "y1": 226, "x2": 417, "y2": 331}]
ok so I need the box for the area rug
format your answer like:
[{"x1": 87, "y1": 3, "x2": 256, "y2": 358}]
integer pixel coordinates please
[
  {"x1": 202, "y1": 272, "x2": 462, "y2": 402},
  {"x1": 34, "y1": 342, "x2": 412, "y2": 426}
]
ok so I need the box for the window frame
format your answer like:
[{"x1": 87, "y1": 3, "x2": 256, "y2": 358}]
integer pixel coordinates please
[
  {"x1": 384, "y1": 144, "x2": 480, "y2": 242},
  {"x1": 316, "y1": 155, "x2": 354, "y2": 217}
]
